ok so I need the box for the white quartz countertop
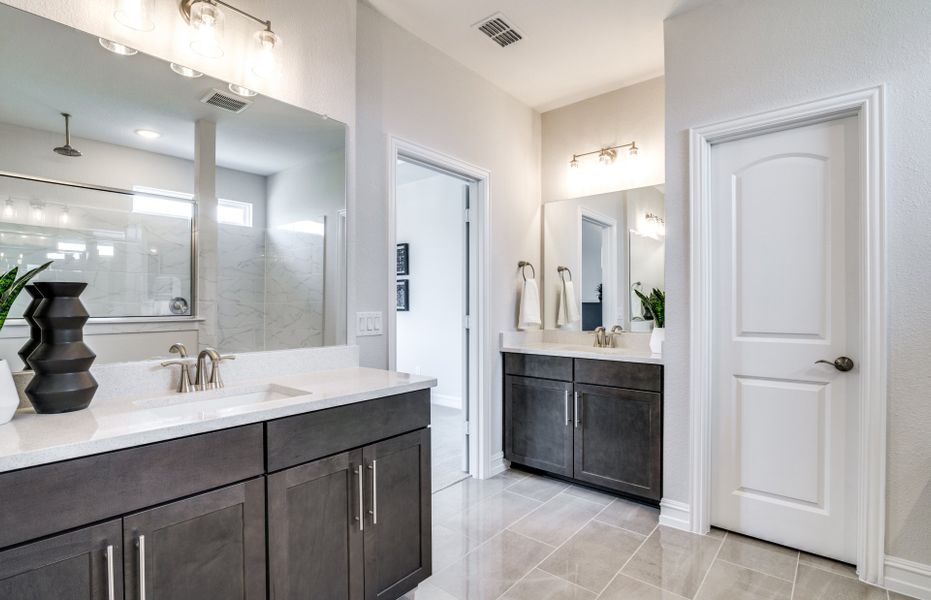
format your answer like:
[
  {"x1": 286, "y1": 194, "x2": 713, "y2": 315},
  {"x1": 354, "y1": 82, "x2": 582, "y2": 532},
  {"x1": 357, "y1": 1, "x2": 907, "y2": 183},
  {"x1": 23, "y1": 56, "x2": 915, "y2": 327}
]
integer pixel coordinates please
[
  {"x1": 0, "y1": 367, "x2": 436, "y2": 474},
  {"x1": 500, "y1": 342, "x2": 663, "y2": 364}
]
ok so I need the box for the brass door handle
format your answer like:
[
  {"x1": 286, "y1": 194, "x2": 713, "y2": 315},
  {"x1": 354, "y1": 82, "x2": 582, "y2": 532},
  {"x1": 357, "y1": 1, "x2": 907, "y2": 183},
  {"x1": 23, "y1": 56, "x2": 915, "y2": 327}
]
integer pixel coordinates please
[{"x1": 815, "y1": 357, "x2": 854, "y2": 372}]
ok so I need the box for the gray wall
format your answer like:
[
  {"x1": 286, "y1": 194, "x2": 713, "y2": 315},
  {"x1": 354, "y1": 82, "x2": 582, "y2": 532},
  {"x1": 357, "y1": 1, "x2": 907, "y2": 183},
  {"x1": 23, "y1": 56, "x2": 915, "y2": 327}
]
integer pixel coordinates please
[{"x1": 664, "y1": 0, "x2": 931, "y2": 563}]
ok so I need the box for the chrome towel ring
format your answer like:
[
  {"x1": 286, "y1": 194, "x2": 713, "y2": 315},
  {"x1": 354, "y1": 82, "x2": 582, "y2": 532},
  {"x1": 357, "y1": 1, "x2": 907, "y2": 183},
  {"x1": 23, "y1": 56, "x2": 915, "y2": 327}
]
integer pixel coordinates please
[
  {"x1": 518, "y1": 261, "x2": 536, "y2": 281},
  {"x1": 557, "y1": 266, "x2": 573, "y2": 282}
]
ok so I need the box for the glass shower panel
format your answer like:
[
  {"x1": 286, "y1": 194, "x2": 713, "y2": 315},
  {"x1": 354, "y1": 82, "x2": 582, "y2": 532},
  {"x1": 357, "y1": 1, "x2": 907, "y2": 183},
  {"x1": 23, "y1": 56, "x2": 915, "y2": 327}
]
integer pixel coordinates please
[{"x1": 0, "y1": 175, "x2": 193, "y2": 318}]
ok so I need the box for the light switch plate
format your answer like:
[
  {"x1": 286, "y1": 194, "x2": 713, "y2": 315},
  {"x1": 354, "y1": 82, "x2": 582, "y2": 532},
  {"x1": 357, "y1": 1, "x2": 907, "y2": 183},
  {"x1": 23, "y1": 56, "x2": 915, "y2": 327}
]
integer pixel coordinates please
[{"x1": 356, "y1": 311, "x2": 384, "y2": 336}]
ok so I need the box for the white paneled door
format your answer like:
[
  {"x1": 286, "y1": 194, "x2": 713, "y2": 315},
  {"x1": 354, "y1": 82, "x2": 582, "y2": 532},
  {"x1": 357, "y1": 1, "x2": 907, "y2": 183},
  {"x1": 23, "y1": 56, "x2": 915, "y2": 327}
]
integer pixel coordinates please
[{"x1": 710, "y1": 116, "x2": 860, "y2": 562}]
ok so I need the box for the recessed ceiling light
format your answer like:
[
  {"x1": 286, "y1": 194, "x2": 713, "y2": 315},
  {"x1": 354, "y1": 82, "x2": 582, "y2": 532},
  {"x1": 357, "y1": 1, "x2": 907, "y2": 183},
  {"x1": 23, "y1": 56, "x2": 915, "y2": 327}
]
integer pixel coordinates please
[
  {"x1": 99, "y1": 38, "x2": 138, "y2": 56},
  {"x1": 135, "y1": 129, "x2": 161, "y2": 139},
  {"x1": 170, "y1": 62, "x2": 203, "y2": 78},
  {"x1": 228, "y1": 83, "x2": 257, "y2": 98}
]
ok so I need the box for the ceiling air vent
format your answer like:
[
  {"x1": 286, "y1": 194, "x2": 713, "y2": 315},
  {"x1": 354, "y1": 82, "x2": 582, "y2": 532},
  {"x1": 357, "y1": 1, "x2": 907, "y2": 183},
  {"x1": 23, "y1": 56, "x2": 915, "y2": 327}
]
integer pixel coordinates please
[
  {"x1": 474, "y1": 13, "x2": 523, "y2": 48},
  {"x1": 200, "y1": 89, "x2": 252, "y2": 113}
]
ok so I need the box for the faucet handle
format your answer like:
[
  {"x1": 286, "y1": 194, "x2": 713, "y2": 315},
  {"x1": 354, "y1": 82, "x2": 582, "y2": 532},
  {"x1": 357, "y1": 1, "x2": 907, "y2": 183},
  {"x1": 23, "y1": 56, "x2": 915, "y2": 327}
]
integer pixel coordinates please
[
  {"x1": 208, "y1": 354, "x2": 236, "y2": 389},
  {"x1": 161, "y1": 359, "x2": 194, "y2": 393}
]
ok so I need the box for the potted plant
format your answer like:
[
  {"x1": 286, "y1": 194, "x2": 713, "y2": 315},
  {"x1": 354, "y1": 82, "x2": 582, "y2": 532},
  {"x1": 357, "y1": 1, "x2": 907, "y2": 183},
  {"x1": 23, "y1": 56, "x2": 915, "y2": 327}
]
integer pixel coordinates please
[
  {"x1": 0, "y1": 262, "x2": 52, "y2": 424},
  {"x1": 634, "y1": 287, "x2": 665, "y2": 354}
]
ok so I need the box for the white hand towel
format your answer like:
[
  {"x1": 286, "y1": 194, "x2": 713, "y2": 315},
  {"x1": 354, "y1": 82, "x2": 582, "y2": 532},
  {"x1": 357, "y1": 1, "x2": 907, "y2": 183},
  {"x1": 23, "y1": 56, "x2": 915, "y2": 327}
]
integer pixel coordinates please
[
  {"x1": 563, "y1": 280, "x2": 580, "y2": 324},
  {"x1": 556, "y1": 286, "x2": 568, "y2": 327},
  {"x1": 518, "y1": 279, "x2": 542, "y2": 330}
]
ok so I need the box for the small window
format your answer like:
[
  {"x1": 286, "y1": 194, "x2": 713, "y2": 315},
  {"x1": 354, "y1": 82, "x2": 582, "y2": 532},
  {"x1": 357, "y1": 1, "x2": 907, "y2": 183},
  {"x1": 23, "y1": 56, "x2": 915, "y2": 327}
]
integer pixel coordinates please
[
  {"x1": 217, "y1": 198, "x2": 253, "y2": 227},
  {"x1": 131, "y1": 185, "x2": 194, "y2": 220}
]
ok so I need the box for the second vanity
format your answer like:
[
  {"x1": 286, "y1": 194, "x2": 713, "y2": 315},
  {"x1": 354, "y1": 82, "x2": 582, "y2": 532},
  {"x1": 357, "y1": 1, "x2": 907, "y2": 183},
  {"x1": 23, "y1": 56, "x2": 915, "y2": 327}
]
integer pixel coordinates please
[
  {"x1": 502, "y1": 331, "x2": 663, "y2": 503},
  {"x1": 0, "y1": 349, "x2": 435, "y2": 600}
]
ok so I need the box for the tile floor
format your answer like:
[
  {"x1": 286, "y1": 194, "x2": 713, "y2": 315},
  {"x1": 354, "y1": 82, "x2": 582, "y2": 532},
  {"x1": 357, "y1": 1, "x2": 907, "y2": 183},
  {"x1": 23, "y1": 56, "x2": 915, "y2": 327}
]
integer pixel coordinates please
[
  {"x1": 405, "y1": 469, "x2": 916, "y2": 600},
  {"x1": 431, "y1": 404, "x2": 470, "y2": 492}
]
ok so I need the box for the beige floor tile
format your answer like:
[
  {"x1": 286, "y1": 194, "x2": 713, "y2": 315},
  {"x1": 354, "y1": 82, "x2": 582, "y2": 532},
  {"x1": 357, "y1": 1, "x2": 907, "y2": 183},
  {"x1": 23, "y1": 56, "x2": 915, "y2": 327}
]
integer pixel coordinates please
[
  {"x1": 694, "y1": 560, "x2": 792, "y2": 600},
  {"x1": 507, "y1": 474, "x2": 570, "y2": 502},
  {"x1": 620, "y1": 526, "x2": 722, "y2": 599},
  {"x1": 501, "y1": 569, "x2": 597, "y2": 600},
  {"x1": 432, "y1": 524, "x2": 482, "y2": 572},
  {"x1": 440, "y1": 490, "x2": 543, "y2": 542},
  {"x1": 402, "y1": 580, "x2": 459, "y2": 600},
  {"x1": 495, "y1": 468, "x2": 532, "y2": 483},
  {"x1": 798, "y1": 551, "x2": 858, "y2": 579},
  {"x1": 716, "y1": 533, "x2": 798, "y2": 581},
  {"x1": 889, "y1": 592, "x2": 920, "y2": 600},
  {"x1": 538, "y1": 521, "x2": 644, "y2": 593},
  {"x1": 599, "y1": 574, "x2": 689, "y2": 599},
  {"x1": 562, "y1": 485, "x2": 617, "y2": 506},
  {"x1": 594, "y1": 498, "x2": 660, "y2": 536},
  {"x1": 430, "y1": 530, "x2": 553, "y2": 600},
  {"x1": 432, "y1": 474, "x2": 532, "y2": 521},
  {"x1": 793, "y1": 564, "x2": 888, "y2": 600},
  {"x1": 509, "y1": 494, "x2": 605, "y2": 547}
]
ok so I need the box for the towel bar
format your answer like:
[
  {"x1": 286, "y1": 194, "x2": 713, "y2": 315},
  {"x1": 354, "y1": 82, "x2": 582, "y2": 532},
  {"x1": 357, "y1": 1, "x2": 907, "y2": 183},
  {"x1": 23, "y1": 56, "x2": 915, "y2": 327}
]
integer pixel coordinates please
[{"x1": 518, "y1": 261, "x2": 536, "y2": 281}]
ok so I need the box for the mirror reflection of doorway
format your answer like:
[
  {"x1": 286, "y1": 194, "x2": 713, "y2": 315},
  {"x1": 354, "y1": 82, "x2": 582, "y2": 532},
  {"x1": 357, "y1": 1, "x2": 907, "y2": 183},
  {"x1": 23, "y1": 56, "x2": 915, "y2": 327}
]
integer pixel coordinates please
[{"x1": 580, "y1": 213, "x2": 616, "y2": 331}]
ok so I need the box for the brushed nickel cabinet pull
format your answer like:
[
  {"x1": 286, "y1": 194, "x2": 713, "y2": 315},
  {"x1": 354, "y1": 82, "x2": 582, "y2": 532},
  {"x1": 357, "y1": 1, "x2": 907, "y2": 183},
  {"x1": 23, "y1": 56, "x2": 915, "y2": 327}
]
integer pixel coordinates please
[
  {"x1": 368, "y1": 461, "x2": 378, "y2": 525},
  {"x1": 564, "y1": 389, "x2": 570, "y2": 426},
  {"x1": 105, "y1": 544, "x2": 115, "y2": 600},
  {"x1": 574, "y1": 392, "x2": 580, "y2": 428},
  {"x1": 356, "y1": 465, "x2": 365, "y2": 531},
  {"x1": 137, "y1": 535, "x2": 146, "y2": 600}
]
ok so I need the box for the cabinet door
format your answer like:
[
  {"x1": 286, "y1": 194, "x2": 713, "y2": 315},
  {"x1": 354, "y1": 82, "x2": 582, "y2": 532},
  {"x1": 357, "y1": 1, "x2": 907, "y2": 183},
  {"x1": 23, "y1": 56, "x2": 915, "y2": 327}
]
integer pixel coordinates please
[
  {"x1": 363, "y1": 429, "x2": 431, "y2": 600},
  {"x1": 573, "y1": 383, "x2": 662, "y2": 500},
  {"x1": 0, "y1": 520, "x2": 122, "y2": 600},
  {"x1": 504, "y1": 375, "x2": 574, "y2": 476},
  {"x1": 268, "y1": 450, "x2": 364, "y2": 600},
  {"x1": 123, "y1": 478, "x2": 265, "y2": 600}
]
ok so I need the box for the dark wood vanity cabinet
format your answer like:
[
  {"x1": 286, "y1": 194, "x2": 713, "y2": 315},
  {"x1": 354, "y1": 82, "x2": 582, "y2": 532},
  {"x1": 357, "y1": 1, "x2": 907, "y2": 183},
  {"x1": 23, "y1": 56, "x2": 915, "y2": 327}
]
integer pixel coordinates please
[
  {"x1": 504, "y1": 354, "x2": 663, "y2": 502},
  {"x1": 0, "y1": 389, "x2": 432, "y2": 600},
  {"x1": 0, "y1": 520, "x2": 123, "y2": 600}
]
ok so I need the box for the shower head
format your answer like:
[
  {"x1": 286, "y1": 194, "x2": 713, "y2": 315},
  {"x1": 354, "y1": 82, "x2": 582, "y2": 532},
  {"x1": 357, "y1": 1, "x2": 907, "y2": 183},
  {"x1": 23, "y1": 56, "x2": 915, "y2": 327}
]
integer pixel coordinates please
[{"x1": 53, "y1": 113, "x2": 82, "y2": 157}]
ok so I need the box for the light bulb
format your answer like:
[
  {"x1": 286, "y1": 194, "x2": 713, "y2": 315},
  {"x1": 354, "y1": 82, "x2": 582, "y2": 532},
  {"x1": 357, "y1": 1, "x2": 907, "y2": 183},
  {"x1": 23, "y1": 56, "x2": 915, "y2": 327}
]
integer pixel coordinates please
[
  {"x1": 59, "y1": 207, "x2": 70, "y2": 227},
  {"x1": 189, "y1": 1, "x2": 225, "y2": 58},
  {"x1": 252, "y1": 29, "x2": 281, "y2": 78},
  {"x1": 31, "y1": 204, "x2": 44, "y2": 223},
  {"x1": 629, "y1": 143, "x2": 639, "y2": 156},
  {"x1": 113, "y1": 0, "x2": 155, "y2": 32},
  {"x1": 2, "y1": 199, "x2": 15, "y2": 220},
  {"x1": 569, "y1": 156, "x2": 579, "y2": 169}
]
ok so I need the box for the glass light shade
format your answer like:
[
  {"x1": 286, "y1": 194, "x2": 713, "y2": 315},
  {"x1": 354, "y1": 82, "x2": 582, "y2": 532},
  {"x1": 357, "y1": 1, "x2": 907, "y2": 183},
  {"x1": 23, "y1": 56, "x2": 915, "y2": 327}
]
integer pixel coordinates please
[
  {"x1": 251, "y1": 29, "x2": 281, "y2": 78},
  {"x1": 2, "y1": 199, "x2": 16, "y2": 220},
  {"x1": 170, "y1": 63, "x2": 203, "y2": 78},
  {"x1": 99, "y1": 38, "x2": 138, "y2": 56},
  {"x1": 189, "y1": 1, "x2": 225, "y2": 58},
  {"x1": 58, "y1": 207, "x2": 70, "y2": 227},
  {"x1": 629, "y1": 144, "x2": 639, "y2": 156},
  {"x1": 228, "y1": 83, "x2": 257, "y2": 98},
  {"x1": 113, "y1": 0, "x2": 155, "y2": 32},
  {"x1": 569, "y1": 156, "x2": 579, "y2": 168}
]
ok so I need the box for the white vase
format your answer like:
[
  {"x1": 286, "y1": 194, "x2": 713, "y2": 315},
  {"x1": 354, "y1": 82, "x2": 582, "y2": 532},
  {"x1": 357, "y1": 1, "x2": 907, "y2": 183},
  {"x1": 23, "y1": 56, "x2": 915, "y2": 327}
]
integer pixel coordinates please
[
  {"x1": 0, "y1": 359, "x2": 20, "y2": 425},
  {"x1": 649, "y1": 327, "x2": 665, "y2": 355}
]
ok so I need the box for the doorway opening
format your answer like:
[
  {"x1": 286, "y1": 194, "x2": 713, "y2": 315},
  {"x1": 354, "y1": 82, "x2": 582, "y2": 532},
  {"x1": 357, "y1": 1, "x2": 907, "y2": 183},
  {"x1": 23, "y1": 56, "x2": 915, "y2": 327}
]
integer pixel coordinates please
[
  {"x1": 393, "y1": 156, "x2": 476, "y2": 491},
  {"x1": 579, "y1": 211, "x2": 617, "y2": 331}
]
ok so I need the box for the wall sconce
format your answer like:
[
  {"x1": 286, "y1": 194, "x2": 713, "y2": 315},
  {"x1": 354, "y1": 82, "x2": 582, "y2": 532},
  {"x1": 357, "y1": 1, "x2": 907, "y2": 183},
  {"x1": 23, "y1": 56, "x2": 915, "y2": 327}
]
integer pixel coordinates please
[
  {"x1": 569, "y1": 141, "x2": 638, "y2": 168},
  {"x1": 644, "y1": 212, "x2": 666, "y2": 238},
  {"x1": 179, "y1": 0, "x2": 281, "y2": 72}
]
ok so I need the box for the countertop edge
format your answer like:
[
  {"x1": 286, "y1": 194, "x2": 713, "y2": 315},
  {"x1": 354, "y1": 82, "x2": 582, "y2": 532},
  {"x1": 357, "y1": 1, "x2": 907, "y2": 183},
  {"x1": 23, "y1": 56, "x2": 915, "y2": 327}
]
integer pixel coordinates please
[
  {"x1": 500, "y1": 345, "x2": 663, "y2": 365},
  {"x1": 0, "y1": 377, "x2": 437, "y2": 474}
]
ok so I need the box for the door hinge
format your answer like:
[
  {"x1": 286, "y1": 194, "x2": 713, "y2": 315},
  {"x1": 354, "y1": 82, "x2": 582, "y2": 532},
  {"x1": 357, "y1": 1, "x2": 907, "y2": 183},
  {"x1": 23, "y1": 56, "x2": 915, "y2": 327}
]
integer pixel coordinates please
[
  {"x1": 463, "y1": 420, "x2": 473, "y2": 436},
  {"x1": 463, "y1": 314, "x2": 471, "y2": 329},
  {"x1": 464, "y1": 208, "x2": 472, "y2": 223}
]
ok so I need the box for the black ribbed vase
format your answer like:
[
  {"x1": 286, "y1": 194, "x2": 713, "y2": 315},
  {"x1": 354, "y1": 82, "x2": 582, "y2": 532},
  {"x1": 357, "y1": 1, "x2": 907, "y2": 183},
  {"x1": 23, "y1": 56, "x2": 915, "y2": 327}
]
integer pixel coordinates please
[
  {"x1": 25, "y1": 282, "x2": 98, "y2": 414},
  {"x1": 16, "y1": 284, "x2": 44, "y2": 370}
]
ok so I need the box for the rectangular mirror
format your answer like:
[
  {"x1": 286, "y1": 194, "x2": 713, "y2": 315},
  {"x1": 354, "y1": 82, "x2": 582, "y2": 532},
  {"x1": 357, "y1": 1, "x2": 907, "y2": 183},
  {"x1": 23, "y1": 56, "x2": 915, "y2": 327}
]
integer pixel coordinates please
[
  {"x1": 0, "y1": 4, "x2": 347, "y2": 366},
  {"x1": 543, "y1": 184, "x2": 665, "y2": 331}
]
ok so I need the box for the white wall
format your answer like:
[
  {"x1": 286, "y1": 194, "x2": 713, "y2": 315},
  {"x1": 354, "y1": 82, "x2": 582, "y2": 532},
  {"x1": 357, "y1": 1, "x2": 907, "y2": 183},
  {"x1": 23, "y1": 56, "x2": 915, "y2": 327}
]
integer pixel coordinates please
[
  {"x1": 355, "y1": 3, "x2": 541, "y2": 470},
  {"x1": 396, "y1": 172, "x2": 466, "y2": 407},
  {"x1": 541, "y1": 77, "x2": 665, "y2": 202},
  {"x1": 664, "y1": 0, "x2": 931, "y2": 564}
]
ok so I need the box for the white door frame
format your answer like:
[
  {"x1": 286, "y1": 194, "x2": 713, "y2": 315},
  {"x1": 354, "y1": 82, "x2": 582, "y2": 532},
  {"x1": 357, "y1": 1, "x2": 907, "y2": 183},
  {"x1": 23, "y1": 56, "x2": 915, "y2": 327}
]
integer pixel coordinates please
[
  {"x1": 687, "y1": 87, "x2": 886, "y2": 583},
  {"x1": 386, "y1": 135, "x2": 493, "y2": 479},
  {"x1": 579, "y1": 207, "x2": 618, "y2": 329}
]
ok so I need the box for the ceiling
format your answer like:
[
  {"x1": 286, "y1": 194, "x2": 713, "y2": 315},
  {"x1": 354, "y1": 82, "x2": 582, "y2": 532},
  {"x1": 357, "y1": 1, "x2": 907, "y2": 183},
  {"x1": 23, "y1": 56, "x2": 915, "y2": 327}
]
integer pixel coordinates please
[
  {"x1": 0, "y1": 4, "x2": 346, "y2": 176},
  {"x1": 367, "y1": 0, "x2": 708, "y2": 112}
]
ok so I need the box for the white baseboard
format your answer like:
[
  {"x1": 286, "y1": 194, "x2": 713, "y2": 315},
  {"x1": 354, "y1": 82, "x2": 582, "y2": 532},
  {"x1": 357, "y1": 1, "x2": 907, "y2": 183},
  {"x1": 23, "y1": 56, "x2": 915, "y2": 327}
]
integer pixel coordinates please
[
  {"x1": 487, "y1": 452, "x2": 507, "y2": 478},
  {"x1": 885, "y1": 556, "x2": 931, "y2": 600},
  {"x1": 659, "y1": 499, "x2": 692, "y2": 532},
  {"x1": 431, "y1": 394, "x2": 462, "y2": 410}
]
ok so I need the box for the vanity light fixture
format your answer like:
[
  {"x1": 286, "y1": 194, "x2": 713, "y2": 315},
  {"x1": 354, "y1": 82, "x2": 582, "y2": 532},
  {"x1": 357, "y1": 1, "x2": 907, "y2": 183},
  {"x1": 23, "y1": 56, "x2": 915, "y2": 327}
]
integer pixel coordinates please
[
  {"x1": 569, "y1": 141, "x2": 639, "y2": 168},
  {"x1": 180, "y1": 0, "x2": 281, "y2": 71},
  {"x1": 58, "y1": 207, "x2": 70, "y2": 227},
  {"x1": 135, "y1": 128, "x2": 161, "y2": 139},
  {"x1": 2, "y1": 199, "x2": 15, "y2": 220},
  {"x1": 99, "y1": 38, "x2": 139, "y2": 56},
  {"x1": 228, "y1": 83, "x2": 257, "y2": 98},
  {"x1": 170, "y1": 62, "x2": 204, "y2": 78},
  {"x1": 30, "y1": 203, "x2": 45, "y2": 223},
  {"x1": 114, "y1": 0, "x2": 155, "y2": 32}
]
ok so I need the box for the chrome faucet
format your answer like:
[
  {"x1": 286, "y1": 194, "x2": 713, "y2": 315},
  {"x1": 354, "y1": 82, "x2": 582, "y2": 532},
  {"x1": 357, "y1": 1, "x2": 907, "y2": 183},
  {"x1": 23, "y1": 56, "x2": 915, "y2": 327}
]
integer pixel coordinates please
[
  {"x1": 160, "y1": 343, "x2": 194, "y2": 393},
  {"x1": 593, "y1": 326, "x2": 608, "y2": 348},
  {"x1": 609, "y1": 325, "x2": 624, "y2": 348},
  {"x1": 195, "y1": 347, "x2": 235, "y2": 390}
]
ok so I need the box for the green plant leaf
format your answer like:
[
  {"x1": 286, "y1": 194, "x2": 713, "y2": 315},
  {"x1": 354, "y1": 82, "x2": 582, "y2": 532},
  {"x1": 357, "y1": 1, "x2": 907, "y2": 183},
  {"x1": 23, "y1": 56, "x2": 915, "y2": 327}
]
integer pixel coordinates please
[{"x1": 0, "y1": 261, "x2": 53, "y2": 330}]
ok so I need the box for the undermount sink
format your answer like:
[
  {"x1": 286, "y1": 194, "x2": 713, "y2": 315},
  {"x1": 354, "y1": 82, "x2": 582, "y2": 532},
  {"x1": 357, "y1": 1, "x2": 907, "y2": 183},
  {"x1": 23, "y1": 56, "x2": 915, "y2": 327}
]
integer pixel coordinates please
[{"x1": 134, "y1": 383, "x2": 309, "y2": 419}]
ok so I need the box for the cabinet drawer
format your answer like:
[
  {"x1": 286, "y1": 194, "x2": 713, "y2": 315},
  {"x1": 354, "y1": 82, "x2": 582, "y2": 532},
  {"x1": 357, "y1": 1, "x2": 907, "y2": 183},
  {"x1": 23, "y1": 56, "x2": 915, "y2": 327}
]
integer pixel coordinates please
[
  {"x1": 504, "y1": 353, "x2": 573, "y2": 381},
  {"x1": 0, "y1": 424, "x2": 264, "y2": 550},
  {"x1": 266, "y1": 389, "x2": 430, "y2": 472},
  {"x1": 574, "y1": 359, "x2": 662, "y2": 392}
]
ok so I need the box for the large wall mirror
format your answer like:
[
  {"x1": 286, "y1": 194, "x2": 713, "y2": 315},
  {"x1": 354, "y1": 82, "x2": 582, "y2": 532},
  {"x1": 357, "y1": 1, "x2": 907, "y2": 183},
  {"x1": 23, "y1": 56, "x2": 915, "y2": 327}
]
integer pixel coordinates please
[
  {"x1": 0, "y1": 4, "x2": 347, "y2": 366},
  {"x1": 543, "y1": 185, "x2": 665, "y2": 331}
]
